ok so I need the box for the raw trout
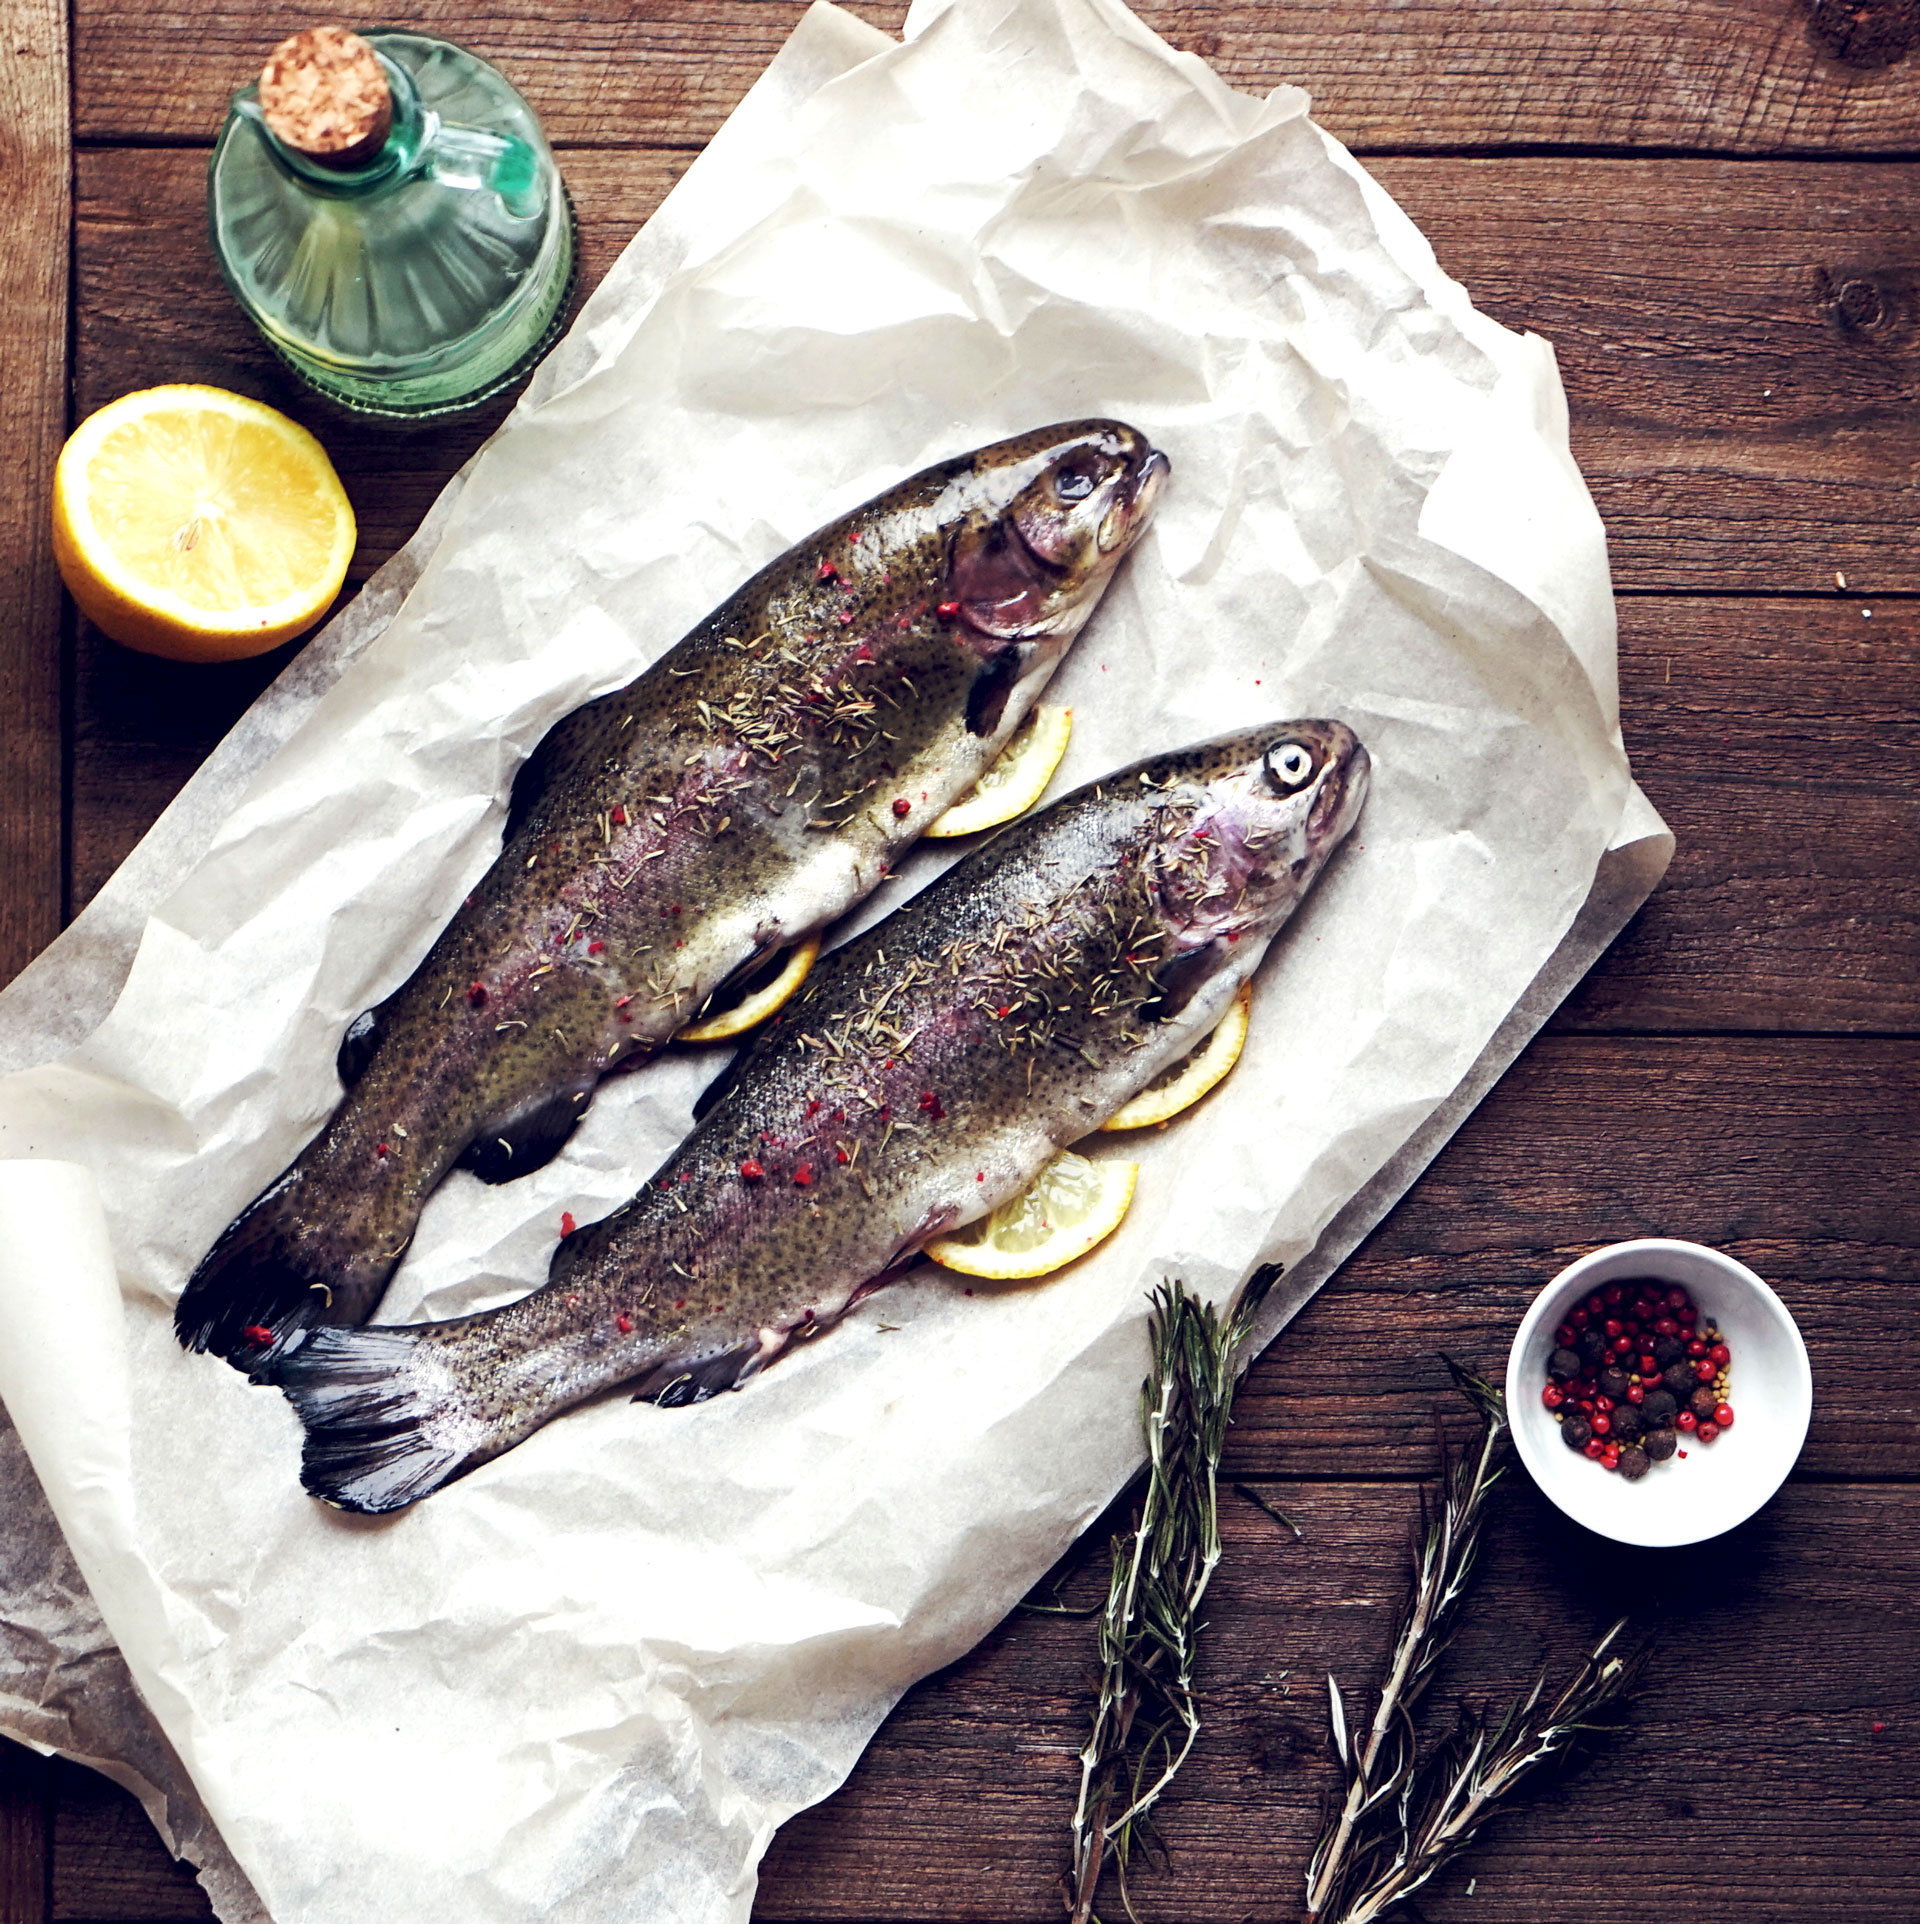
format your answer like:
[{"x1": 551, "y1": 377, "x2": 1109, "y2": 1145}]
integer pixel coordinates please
[
  {"x1": 176, "y1": 422, "x2": 1168, "y2": 1365},
  {"x1": 269, "y1": 721, "x2": 1370, "y2": 1512}
]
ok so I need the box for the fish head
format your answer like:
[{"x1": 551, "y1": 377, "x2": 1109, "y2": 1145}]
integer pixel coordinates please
[
  {"x1": 947, "y1": 422, "x2": 1168, "y2": 650},
  {"x1": 1008, "y1": 421, "x2": 1168, "y2": 587},
  {"x1": 1142, "y1": 720, "x2": 1370, "y2": 959}
]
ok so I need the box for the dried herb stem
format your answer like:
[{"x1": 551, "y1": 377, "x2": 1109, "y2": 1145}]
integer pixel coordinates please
[
  {"x1": 1303, "y1": 1365, "x2": 1641, "y2": 1924},
  {"x1": 1303, "y1": 1365, "x2": 1506, "y2": 1920},
  {"x1": 1065, "y1": 1269, "x2": 1273, "y2": 1924},
  {"x1": 1329, "y1": 1619, "x2": 1638, "y2": 1924}
]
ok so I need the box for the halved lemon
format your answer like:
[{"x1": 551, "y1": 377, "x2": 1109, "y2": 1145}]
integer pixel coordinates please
[
  {"x1": 924, "y1": 1149, "x2": 1137, "y2": 1280},
  {"x1": 52, "y1": 385, "x2": 355, "y2": 662},
  {"x1": 679, "y1": 938, "x2": 821, "y2": 1043},
  {"x1": 924, "y1": 704, "x2": 1073, "y2": 838},
  {"x1": 1101, "y1": 983, "x2": 1253, "y2": 1132}
]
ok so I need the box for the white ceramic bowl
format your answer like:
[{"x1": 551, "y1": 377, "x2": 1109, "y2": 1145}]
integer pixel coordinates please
[{"x1": 1506, "y1": 1238, "x2": 1812, "y2": 1548}]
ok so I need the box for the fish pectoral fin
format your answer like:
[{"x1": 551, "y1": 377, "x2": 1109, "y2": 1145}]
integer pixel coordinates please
[
  {"x1": 965, "y1": 642, "x2": 1026, "y2": 737},
  {"x1": 458, "y1": 1083, "x2": 596, "y2": 1185},
  {"x1": 1146, "y1": 941, "x2": 1228, "y2": 1022}
]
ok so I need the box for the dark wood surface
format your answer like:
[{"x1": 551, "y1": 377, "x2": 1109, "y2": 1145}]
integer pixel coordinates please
[{"x1": 3, "y1": 3, "x2": 1917, "y2": 1921}]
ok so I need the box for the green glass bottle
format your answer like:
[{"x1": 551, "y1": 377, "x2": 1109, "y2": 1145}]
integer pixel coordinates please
[{"x1": 208, "y1": 26, "x2": 577, "y2": 422}]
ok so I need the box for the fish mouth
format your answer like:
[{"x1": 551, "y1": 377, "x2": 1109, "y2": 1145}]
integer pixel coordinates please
[
  {"x1": 1099, "y1": 443, "x2": 1170, "y2": 552},
  {"x1": 1308, "y1": 736, "x2": 1370, "y2": 848}
]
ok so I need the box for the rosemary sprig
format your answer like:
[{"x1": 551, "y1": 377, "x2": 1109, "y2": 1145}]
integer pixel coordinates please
[
  {"x1": 1326, "y1": 1619, "x2": 1639, "y2": 1924},
  {"x1": 1065, "y1": 1268, "x2": 1273, "y2": 1924},
  {"x1": 1303, "y1": 1362, "x2": 1640, "y2": 1924}
]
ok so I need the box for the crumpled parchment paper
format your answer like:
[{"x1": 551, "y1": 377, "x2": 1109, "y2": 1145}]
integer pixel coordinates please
[{"x1": 0, "y1": 1, "x2": 1671, "y2": 1918}]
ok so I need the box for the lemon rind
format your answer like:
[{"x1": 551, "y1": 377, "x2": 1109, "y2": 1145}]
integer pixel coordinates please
[
  {"x1": 679, "y1": 937, "x2": 822, "y2": 1044},
  {"x1": 1100, "y1": 982, "x2": 1253, "y2": 1132},
  {"x1": 924, "y1": 704, "x2": 1073, "y2": 839}
]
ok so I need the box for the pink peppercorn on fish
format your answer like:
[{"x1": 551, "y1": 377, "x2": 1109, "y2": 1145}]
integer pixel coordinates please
[
  {"x1": 176, "y1": 422, "x2": 1169, "y2": 1366},
  {"x1": 267, "y1": 721, "x2": 1369, "y2": 1513}
]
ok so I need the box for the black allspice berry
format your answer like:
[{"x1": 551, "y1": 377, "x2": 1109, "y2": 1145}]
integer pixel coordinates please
[
  {"x1": 1644, "y1": 1426, "x2": 1678, "y2": 1462},
  {"x1": 1641, "y1": 1389, "x2": 1678, "y2": 1426},
  {"x1": 1561, "y1": 1414, "x2": 1593, "y2": 1452},
  {"x1": 1662, "y1": 1362, "x2": 1696, "y2": 1399},
  {"x1": 1599, "y1": 1366, "x2": 1631, "y2": 1400},
  {"x1": 1548, "y1": 1346, "x2": 1582, "y2": 1383}
]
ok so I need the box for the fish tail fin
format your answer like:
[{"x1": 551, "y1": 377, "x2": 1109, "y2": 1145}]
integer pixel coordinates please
[
  {"x1": 175, "y1": 1173, "x2": 338, "y2": 1366},
  {"x1": 268, "y1": 1327, "x2": 481, "y2": 1515}
]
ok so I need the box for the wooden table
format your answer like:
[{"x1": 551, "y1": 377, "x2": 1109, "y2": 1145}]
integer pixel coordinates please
[{"x1": 2, "y1": 3, "x2": 1916, "y2": 1919}]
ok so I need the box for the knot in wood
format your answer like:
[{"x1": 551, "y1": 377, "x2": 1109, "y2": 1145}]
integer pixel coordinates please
[
  {"x1": 1804, "y1": 0, "x2": 1919, "y2": 71},
  {"x1": 1816, "y1": 265, "x2": 1898, "y2": 341}
]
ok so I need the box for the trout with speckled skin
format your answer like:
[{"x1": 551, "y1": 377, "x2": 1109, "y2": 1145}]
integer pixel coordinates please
[
  {"x1": 267, "y1": 721, "x2": 1369, "y2": 1512},
  {"x1": 176, "y1": 423, "x2": 1168, "y2": 1366}
]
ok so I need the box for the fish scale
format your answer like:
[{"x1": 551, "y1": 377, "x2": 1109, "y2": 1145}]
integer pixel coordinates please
[
  {"x1": 268, "y1": 720, "x2": 1370, "y2": 1513},
  {"x1": 175, "y1": 421, "x2": 1168, "y2": 1365}
]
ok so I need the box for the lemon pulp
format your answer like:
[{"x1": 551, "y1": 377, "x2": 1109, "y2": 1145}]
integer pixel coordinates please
[{"x1": 53, "y1": 385, "x2": 355, "y2": 662}]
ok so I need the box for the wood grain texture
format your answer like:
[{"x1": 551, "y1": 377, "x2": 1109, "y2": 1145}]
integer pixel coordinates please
[
  {"x1": 73, "y1": 151, "x2": 1920, "y2": 603},
  {"x1": 69, "y1": 0, "x2": 1920, "y2": 156},
  {"x1": 46, "y1": 1763, "x2": 201, "y2": 1923},
  {"x1": 0, "y1": 1741, "x2": 48, "y2": 1924},
  {"x1": 1565, "y1": 596, "x2": 1919, "y2": 1036},
  {"x1": 757, "y1": 1478, "x2": 1920, "y2": 1922},
  {"x1": 1228, "y1": 1036, "x2": 1920, "y2": 1478},
  {"x1": 1371, "y1": 156, "x2": 1920, "y2": 596},
  {"x1": 0, "y1": 0, "x2": 71, "y2": 990}
]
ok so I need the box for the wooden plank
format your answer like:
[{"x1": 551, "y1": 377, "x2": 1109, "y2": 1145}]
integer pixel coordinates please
[
  {"x1": 1558, "y1": 596, "x2": 1918, "y2": 1036},
  {"x1": 0, "y1": 0, "x2": 71, "y2": 990},
  {"x1": 1226, "y1": 1035, "x2": 1920, "y2": 1480},
  {"x1": 73, "y1": 152, "x2": 1920, "y2": 607},
  {"x1": 69, "y1": 0, "x2": 1920, "y2": 156},
  {"x1": 757, "y1": 1478, "x2": 1920, "y2": 1921},
  {"x1": 1370, "y1": 155, "x2": 1920, "y2": 596},
  {"x1": 0, "y1": 1739, "x2": 48, "y2": 1924},
  {"x1": 46, "y1": 1760, "x2": 201, "y2": 1923}
]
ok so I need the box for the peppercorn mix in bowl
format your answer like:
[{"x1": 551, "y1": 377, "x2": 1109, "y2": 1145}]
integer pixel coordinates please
[{"x1": 1506, "y1": 1239, "x2": 1812, "y2": 1548}]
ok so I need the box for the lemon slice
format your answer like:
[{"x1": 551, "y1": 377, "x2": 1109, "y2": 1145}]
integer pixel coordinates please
[
  {"x1": 679, "y1": 938, "x2": 821, "y2": 1043},
  {"x1": 924, "y1": 704, "x2": 1073, "y2": 838},
  {"x1": 52, "y1": 385, "x2": 355, "y2": 662},
  {"x1": 924, "y1": 1150, "x2": 1137, "y2": 1280},
  {"x1": 1101, "y1": 983, "x2": 1253, "y2": 1132}
]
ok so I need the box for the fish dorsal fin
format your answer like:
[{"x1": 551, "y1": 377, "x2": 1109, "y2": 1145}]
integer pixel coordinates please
[
  {"x1": 458, "y1": 1083, "x2": 596, "y2": 1185},
  {"x1": 335, "y1": 1001, "x2": 394, "y2": 1087}
]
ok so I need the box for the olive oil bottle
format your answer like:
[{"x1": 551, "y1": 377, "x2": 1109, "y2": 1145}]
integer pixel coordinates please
[{"x1": 209, "y1": 27, "x2": 577, "y2": 422}]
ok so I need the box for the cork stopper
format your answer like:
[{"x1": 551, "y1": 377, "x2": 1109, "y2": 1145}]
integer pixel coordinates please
[{"x1": 258, "y1": 26, "x2": 392, "y2": 169}]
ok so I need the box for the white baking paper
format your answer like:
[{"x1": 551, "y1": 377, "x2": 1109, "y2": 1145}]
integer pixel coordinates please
[{"x1": 0, "y1": 2, "x2": 1671, "y2": 1919}]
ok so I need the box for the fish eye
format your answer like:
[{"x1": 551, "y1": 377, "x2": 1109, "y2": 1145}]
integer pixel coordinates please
[
  {"x1": 1054, "y1": 464, "x2": 1098, "y2": 502},
  {"x1": 1265, "y1": 742, "x2": 1316, "y2": 792}
]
